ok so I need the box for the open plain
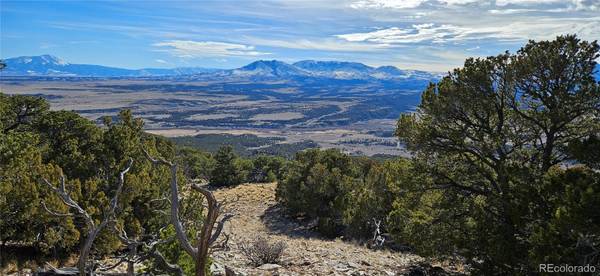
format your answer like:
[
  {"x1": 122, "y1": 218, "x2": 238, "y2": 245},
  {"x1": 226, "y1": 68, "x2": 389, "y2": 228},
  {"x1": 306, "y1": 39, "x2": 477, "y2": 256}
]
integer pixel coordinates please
[{"x1": 1, "y1": 76, "x2": 421, "y2": 156}]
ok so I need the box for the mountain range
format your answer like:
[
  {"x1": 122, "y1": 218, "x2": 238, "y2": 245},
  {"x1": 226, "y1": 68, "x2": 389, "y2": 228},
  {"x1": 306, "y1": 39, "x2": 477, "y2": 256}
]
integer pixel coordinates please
[
  {"x1": 0, "y1": 55, "x2": 440, "y2": 81},
  {"x1": 3, "y1": 55, "x2": 599, "y2": 82},
  {"x1": 0, "y1": 55, "x2": 218, "y2": 77}
]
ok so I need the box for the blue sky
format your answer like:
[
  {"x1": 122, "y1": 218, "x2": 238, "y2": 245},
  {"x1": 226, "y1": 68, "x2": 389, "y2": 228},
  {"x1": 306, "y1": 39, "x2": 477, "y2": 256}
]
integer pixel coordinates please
[{"x1": 1, "y1": 0, "x2": 599, "y2": 71}]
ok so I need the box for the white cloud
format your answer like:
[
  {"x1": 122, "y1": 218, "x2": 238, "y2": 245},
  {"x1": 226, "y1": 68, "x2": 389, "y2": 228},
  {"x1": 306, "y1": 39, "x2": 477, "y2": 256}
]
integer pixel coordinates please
[
  {"x1": 155, "y1": 59, "x2": 168, "y2": 64},
  {"x1": 350, "y1": 0, "x2": 428, "y2": 9},
  {"x1": 484, "y1": 0, "x2": 599, "y2": 10},
  {"x1": 243, "y1": 36, "x2": 389, "y2": 52},
  {"x1": 488, "y1": 8, "x2": 538, "y2": 14},
  {"x1": 349, "y1": 0, "x2": 484, "y2": 9},
  {"x1": 349, "y1": 0, "x2": 600, "y2": 10},
  {"x1": 572, "y1": 0, "x2": 600, "y2": 10},
  {"x1": 495, "y1": 0, "x2": 561, "y2": 6},
  {"x1": 337, "y1": 24, "x2": 470, "y2": 44},
  {"x1": 336, "y1": 17, "x2": 600, "y2": 45},
  {"x1": 153, "y1": 40, "x2": 269, "y2": 58},
  {"x1": 439, "y1": 0, "x2": 481, "y2": 4}
]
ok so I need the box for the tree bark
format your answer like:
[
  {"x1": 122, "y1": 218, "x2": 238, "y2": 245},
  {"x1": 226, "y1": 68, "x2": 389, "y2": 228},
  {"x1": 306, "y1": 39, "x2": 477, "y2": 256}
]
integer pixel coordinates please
[
  {"x1": 144, "y1": 149, "x2": 231, "y2": 276},
  {"x1": 127, "y1": 243, "x2": 135, "y2": 276},
  {"x1": 192, "y1": 184, "x2": 219, "y2": 276}
]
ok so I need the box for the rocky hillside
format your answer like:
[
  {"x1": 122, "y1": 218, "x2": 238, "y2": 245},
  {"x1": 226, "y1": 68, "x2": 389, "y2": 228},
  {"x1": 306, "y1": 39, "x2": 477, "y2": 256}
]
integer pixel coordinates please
[{"x1": 210, "y1": 183, "x2": 464, "y2": 275}]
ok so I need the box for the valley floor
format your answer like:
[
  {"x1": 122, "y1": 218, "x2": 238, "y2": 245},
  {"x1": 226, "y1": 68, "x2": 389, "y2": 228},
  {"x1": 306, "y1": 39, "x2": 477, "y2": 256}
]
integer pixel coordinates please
[{"x1": 211, "y1": 183, "x2": 460, "y2": 275}]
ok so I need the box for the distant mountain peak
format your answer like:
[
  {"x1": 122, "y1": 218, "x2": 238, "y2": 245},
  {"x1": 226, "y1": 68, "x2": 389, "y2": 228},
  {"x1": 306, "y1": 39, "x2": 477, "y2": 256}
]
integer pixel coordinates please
[
  {"x1": 11, "y1": 54, "x2": 69, "y2": 66},
  {"x1": 293, "y1": 60, "x2": 373, "y2": 71},
  {"x1": 242, "y1": 60, "x2": 292, "y2": 69},
  {"x1": 0, "y1": 55, "x2": 445, "y2": 82},
  {"x1": 39, "y1": 55, "x2": 68, "y2": 65},
  {"x1": 233, "y1": 60, "x2": 307, "y2": 77},
  {"x1": 1, "y1": 55, "x2": 216, "y2": 77}
]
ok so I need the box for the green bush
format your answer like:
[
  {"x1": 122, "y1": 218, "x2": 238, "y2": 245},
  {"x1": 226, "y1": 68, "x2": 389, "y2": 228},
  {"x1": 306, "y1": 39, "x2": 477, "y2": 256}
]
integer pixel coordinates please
[
  {"x1": 343, "y1": 159, "x2": 413, "y2": 238},
  {"x1": 528, "y1": 167, "x2": 600, "y2": 268},
  {"x1": 177, "y1": 147, "x2": 215, "y2": 180},
  {"x1": 210, "y1": 145, "x2": 246, "y2": 186},
  {"x1": 248, "y1": 155, "x2": 287, "y2": 183},
  {"x1": 0, "y1": 96, "x2": 187, "y2": 271},
  {"x1": 277, "y1": 149, "x2": 357, "y2": 237}
]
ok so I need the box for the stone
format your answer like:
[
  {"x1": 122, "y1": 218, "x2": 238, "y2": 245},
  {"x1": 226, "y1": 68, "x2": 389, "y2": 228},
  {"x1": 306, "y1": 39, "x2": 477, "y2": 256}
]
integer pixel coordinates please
[
  {"x1": 210, "y1": 262, "x2": 226, "y2": 276},
  {"x1": 300, "y1": 260, "x2": 312, "y2": 266},
  {"x1": 334, "y1": 264, "x2": 350, "y2": 272},
  {"x1": 258, "y1": 263, "x2": 282, "y2": 270},
  {"x1": 347, "y1": 262, "x2": 360, "y2": 268}
]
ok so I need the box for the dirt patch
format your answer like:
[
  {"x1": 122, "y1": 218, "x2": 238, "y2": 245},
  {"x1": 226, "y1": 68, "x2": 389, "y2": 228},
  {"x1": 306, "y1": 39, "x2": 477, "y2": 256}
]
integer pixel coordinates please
[
  {"x1": 251, "y1": 112, "x2": 304, "y2": 121},
  {"x1": 211, "y1": 183, "x2": 446, "y2": 275}
]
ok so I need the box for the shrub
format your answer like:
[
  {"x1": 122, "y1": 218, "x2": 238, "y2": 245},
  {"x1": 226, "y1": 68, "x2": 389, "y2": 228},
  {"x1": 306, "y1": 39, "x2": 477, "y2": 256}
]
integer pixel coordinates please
[
  {"x1": 248, "y1": 155, "x2": 287, "y2": 183},
  {"x1": 343, "y1": 159, "x2": 413, "y2": 239},
  {"x1": 210, "y1": 145, "x2": 245, "y2": 186},
  {"x1": 240, "y1": 236, "x2": 287, "y2": 266},
  {"x1": 176, "y1": 147, "x2": 215, "y2": 180},
  {"x1": 277, "y1": 149, "x2": 359, "y2": 237}
]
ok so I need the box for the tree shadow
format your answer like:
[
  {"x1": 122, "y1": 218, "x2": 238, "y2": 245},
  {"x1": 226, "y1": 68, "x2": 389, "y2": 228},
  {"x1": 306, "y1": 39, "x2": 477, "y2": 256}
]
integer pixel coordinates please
[{"x1": 259, "y1": 203, "x2": 324, "y2": 239}]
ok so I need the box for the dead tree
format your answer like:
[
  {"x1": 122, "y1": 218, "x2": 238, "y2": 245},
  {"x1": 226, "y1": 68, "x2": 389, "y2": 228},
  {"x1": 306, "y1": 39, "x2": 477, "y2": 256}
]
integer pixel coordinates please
[
  {"x1": 41, "y1": 159, "x2": 133, "y2": 276},
  {"x1": 144, "y1": 149, "x2": 232, "y2": 276},
  {"x1": 372, "y1": 218, "x2": 385, "y2": 248},
  {"x1": 104, "y1": 223, "x2": 184, "y2": 276}
]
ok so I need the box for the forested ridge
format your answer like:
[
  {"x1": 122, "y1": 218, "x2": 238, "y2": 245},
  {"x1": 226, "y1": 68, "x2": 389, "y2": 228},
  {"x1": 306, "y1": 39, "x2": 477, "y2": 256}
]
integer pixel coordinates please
[{"x1": 1, "y1": 35, "x2": 599, "y2": 275}]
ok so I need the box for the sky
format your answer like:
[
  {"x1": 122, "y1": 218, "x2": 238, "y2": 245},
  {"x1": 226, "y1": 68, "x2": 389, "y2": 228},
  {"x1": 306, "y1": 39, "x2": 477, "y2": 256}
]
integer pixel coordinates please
[{"x1": 1, "y1": 0, "x2": 599, "y2": 71}]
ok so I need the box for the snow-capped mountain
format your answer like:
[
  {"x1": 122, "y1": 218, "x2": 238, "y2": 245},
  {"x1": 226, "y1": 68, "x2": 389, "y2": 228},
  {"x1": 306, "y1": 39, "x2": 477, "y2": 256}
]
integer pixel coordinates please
[
  {"x1": 219, "y1": 59, "x2": 442, "y2": 81},
  {"x1": 1, "y1": 55, "x2": 217, "y2": 77},
  {"x1": 291, "y1": 60, "x2": 439, "y2": 80},
  {"x1": 293, "y1": 60, "x2": 372, "y2": 79},
  {"x1": 0, "y1": 55, "x2": 443, "y2": 82},
  {"x1": 218, "y1": 60, "x2": 310, "y2": 78}
]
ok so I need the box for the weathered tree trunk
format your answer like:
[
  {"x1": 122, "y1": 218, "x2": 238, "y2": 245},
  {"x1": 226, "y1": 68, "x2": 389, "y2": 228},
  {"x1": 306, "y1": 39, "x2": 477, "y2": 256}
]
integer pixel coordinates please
[
  {"x1": 42, "y1": 159, "x2": 133, "y2": 276},
  {"x1": 79, "y1": 227, "x2": 104, "y2": 276},
  {"x1": 144, "y1": 149, "x2": 232, "y2": 276},
  {"x1": 0, "y1": 239, "x2": 4, "y2": 268},
  {"x1": 127, "y1": 243, "x2": 135, "y2": 276},
  {"x1": 193, "y1": 185, "x2": 219, "y2": 276}
]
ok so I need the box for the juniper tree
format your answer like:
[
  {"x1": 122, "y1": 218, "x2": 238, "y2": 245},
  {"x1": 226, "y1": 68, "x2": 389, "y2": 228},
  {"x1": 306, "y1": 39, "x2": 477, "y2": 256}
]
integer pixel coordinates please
[{"x1": 393, "y1": 35, "x2": 600, "y2": 273}]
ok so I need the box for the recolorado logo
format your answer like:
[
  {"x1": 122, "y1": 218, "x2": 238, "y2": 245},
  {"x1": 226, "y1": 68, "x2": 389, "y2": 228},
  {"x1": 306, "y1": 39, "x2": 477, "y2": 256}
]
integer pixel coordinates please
[{"x1": 539, "y1": 264, "x2": 597, "y2": 273}]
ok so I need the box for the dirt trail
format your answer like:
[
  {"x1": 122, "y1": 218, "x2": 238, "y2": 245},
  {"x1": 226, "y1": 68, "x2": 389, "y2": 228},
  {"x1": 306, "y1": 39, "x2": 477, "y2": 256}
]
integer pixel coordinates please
[{"x1": 211, "y1": 183, "x2": 427, "y2": 276}]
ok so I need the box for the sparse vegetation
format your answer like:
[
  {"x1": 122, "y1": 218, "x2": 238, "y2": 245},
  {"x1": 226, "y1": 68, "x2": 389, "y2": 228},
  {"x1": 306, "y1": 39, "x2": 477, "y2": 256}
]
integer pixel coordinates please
[{"x1": 240, "y1": 236, "x2": 287, "y2": 266}]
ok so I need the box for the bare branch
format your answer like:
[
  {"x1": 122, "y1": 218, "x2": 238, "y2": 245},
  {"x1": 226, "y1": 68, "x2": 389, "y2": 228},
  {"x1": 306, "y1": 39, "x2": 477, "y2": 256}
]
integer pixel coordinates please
[
  {"x1": 41, "y1": 177, "x2": 95, "y2": 229},
  {"x1": 40, "y1": 201, "x2": 72, "y2": 217},
  {"x1": 143, "y1": 148, "x2": 173, "y2": 167},
  {"x1": 209, "y1": 213, "x2": 233, "y2": 245},
  {"x1": 149, "y1": 250, "x2": 184, "y2": 276},
  {"x1": 143, "y1": 148, "x2": 197, "y2": 258},
  {"x1": 41, "y1": 158, "x2": 134, "y2": 276},
  {"x1": 97, "y1": 258, "x2": 128, "y2": 272}
]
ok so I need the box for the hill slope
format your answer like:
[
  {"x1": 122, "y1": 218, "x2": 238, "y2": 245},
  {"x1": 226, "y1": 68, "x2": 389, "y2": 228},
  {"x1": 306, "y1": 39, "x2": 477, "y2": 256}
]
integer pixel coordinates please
[{"x1": 210, "y1": 183, "x2": 462, "y2": 275}]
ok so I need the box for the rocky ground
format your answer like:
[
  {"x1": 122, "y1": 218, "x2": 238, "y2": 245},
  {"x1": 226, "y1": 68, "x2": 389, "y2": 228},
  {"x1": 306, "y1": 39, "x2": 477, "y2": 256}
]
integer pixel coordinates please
[{"x1": 210, "y1": 183, "x2": 462, "y2": 276}]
